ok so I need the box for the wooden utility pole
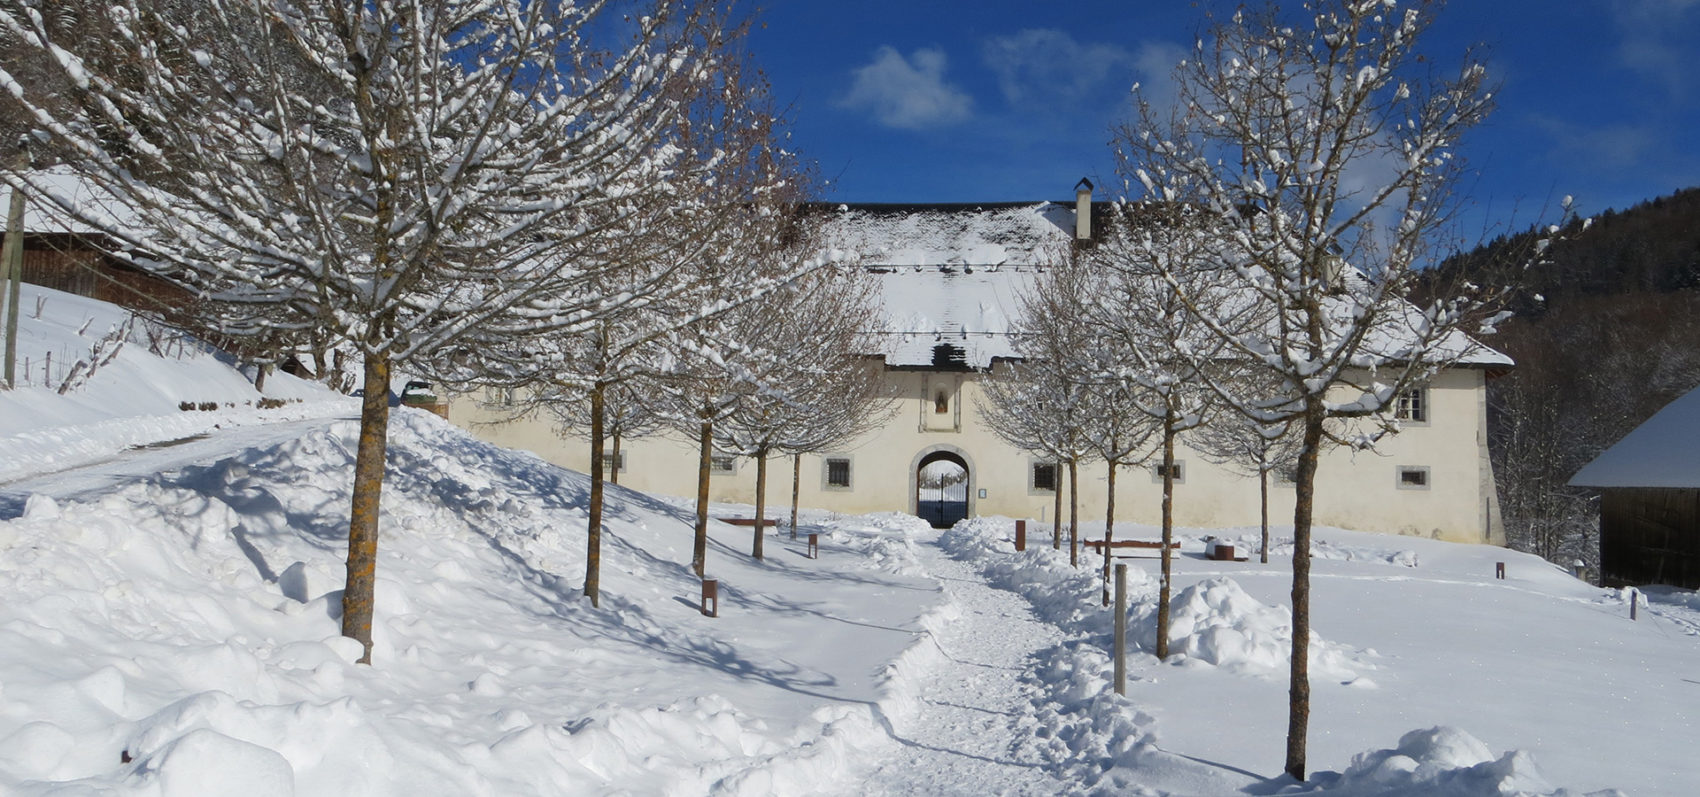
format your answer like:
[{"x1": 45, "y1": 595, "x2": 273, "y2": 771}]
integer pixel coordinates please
[{"x1": 1, "y1": 181, "x2": 24, "y2": 389}]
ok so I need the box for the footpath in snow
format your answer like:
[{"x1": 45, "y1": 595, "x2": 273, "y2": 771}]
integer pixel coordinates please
[{"x1": 844, "y1": 532, "x2": 1075, "y2": 795}]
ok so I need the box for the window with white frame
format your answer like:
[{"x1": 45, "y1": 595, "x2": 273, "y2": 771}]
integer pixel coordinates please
[
  {"x1": 824, "y1": 457, "x2": 853, "y2": 490},
  {"x1": 1396, "y1": 466, "x2": 1430, "y2": 490},
  {"x1": 1151, "y1": 460, "x2": 1186, "y2": 484},
  {"x1": 1395, "y1": 387, "x2": 1428, "y2": 424},
  {"x1": 1030, "y1": 461, "x2": 1058, "y2": 493}
]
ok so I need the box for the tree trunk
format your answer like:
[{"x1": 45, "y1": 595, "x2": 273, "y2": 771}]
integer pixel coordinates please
[
  {"x1": 340, "y1": 352, "x2": 392, "y2": 664},
  {"x1": 1260, "y1": 466, "x2": 1270, "y2": 565},
  {"x1": 1052, "y1": 460, "x2": 1063, "y2": 550},
  {"x1": 790, "y1": 452, "x2": 801, "y2": 539},
  {"x1": 1102, "y1": 460, "x2": 1117, "y2": 607},
  {"x1": 752, "y1": 450, "x2": 767, "y2": 560},
  {"x1": 610, "y1": 431, "x2": 622, "y2": 486},
  {"x1": 585, "y1": 381, "x2": 606, "y2": 607},
  {"x1": 1068, "y1": 459, "x2": 1079, "y2": 568},
  {"x1": 253, "y1": 362, "x2": 269, "y2": 392},
  {"x1": 1285, "y1": 402, "x2": 1326, "y2": 781},
  {"x1": 693, "y1": 416, "x2": 712, "y2": 578},
  {"x1": 1157, "y1": 419, "x2": 1175, "y2": 659}
]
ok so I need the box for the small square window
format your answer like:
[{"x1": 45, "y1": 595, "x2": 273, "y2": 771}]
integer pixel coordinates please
[
  {"x1": 1397, "y1": 466, "x2": 1430, "y2": 490},
  {"x1": 1274, "y1": 465, "x2": 1299, "y2": 486},
  {"x1": 1031, "y1": 462, "x2": 1058, "y2": 493},
  {"x1": 824, "y1": 457, "x2": 853, "y2": 490},
  {"x1": 484, "y1": 386, "x2": 515, "y2": 407},
  {"x1": 1151, "y1": 461, "x2": 1185, "y2": 484},
  {"x1": 1395, "y1": 388, "x2": 1427, "y2": 424},
  {"x1": 710, "y1": 454, "x2": 737, "y2": 475},
  {"x1": 600, "y1": 451, "x2": 626, "y2": 474}
]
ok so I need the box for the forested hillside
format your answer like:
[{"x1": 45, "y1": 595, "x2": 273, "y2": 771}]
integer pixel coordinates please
[{"x1": 1442, "y1": 188, "x2": 1700, "y2": 569}]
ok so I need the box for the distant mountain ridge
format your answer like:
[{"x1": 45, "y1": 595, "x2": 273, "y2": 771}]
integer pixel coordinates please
[{"x1": 1438, "y1": 185, "x2": 1700, "y2": 566}]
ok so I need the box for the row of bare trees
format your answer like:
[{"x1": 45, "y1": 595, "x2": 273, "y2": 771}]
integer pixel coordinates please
[
  {"x1": 0, "y1": 0, "x2": 887, "y2": 663},
  {"x1": 979, "y1": 0, "x2": 1559, "y2": 781}
]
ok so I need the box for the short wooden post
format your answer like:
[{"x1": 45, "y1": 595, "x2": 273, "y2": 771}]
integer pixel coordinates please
[
  {"x1": 1113, "y1": 564, "x2": 1127, "y2": 696},
  {"x1": 701, "y1": 578, "x2": 718, "y2": 617},
  {"x1": 807, "y1": 533, "x2": 819, "y2": 559},
  {"x1": 1630, "y1": 588, "x2": 1638, "y2": 621},
  {"x1": 1015, "y1": 519, "x2": 1027, "y2": 552},
  {"x1": 1495, "y1": 562, "x2": 1505, "y2": 580}
]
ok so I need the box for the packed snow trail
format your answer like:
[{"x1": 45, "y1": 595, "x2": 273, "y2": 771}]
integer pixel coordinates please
[
  {"x1": 0, "y1": 413, "x2": 353, "y2": 517},
  {"x1": 845, "y1": 528, "x2": 1078, "y2": 796}
]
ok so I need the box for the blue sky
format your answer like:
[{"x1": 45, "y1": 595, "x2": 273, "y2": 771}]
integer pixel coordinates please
[{"x1": 749, "y1": 0, "x2": 1700, "y2": 238}]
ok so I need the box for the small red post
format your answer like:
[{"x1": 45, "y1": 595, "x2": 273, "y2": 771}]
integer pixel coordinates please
[
  {"x1": 807, "y1": 533, "x2": 819, "y2": 559},
  {"x1": 1015, "y1": 519, "x2": 1027, "y2": 552},
  {"x1": 1495, "y1": 562, "x2": 1505, "y2": 580},
  {"x1": 701, "y1": 579, "x2": 718, "y2": 617}
]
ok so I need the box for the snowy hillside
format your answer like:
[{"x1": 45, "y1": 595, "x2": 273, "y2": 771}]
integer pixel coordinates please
[
  {"x1": 1, "y1": 288, "x2": 1695, "y2": 796},
  {"x1": 0, "y1": 284, "x2": 350, "y2": 483}
]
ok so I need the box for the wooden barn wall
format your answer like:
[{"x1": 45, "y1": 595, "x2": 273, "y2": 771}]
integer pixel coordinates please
[
  {"x1": 9, "y1": 236, "x2": 193, "y2": 315},
  {"x1": 1600, "y1": 488, "x2": 1700, "y2": 589}
]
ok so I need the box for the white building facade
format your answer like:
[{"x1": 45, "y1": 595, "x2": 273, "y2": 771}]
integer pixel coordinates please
[{"x1": 450, "y1": 196, "x2": 1508, "y2": 544}]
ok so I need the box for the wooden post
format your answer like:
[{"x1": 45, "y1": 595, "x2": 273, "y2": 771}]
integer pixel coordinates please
[
  {"x1": 1113, "y1": 564, "x2": 1127, "y2": 695},
  {"x1": 701, "y1": 578, "x2": 718, "y2": 617},
  {"x1": 1015, "y1": 519, "x2": 1027, "y2": 552},
  {"x1": 1495, "y1": 561, "x2": 1505, "y2": 580},
  {"x1": 2, "y1": 180, "x2": 24, "y2": 389},
  {"x1": 807, "y1": 533, "x2": 819, "y2": 560},
  {"x1": 1630, "y1": 588, "x2": 1638, "y2": 621}
]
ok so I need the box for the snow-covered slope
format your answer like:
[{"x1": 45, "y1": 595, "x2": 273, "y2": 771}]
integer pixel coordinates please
[
  {"x1": 0, "y1": 284, "x2": 350, "y2": 483},
  {"x1": 0, "y1": 409, "x2": 945, "y2": 796}
]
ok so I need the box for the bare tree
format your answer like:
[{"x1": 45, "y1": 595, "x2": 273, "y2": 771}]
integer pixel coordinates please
[
  {"x1": 1081, "y1": 209, "x2": 1228, "y2": 658},
  {"x1": 717, "y1": 264, "x2": 888, "y2": 552},
  {"x1": 1192, "y1": 403, "x2": 1304, "y2": 566},
  {"x1": 1114, "y1": 0, "x2": 1539, "y2": 779},
  {"x1": 2, "y1": 0, "x2": 731, "y2": 662},
  {"x1": 978, "y1": 267, "x2": 1101, "y2": 567},
  {"x1": 1024, "y1": 259, "x2": 1159, "y2": 602}
]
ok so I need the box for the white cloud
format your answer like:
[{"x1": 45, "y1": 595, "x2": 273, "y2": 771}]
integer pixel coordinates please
[
  {"x1": 838, "y1": 46, "x2": 973, "y2": 130},
  {"x1": 980, "y1": 29, "x2": 1134, "y2": 106},
  {"x1": 1129, "y1": 41, "x2": 1191, "y2": 120},
  {"x1": 1613, "y1": 0, "x2": 1700, "y2": 96}
]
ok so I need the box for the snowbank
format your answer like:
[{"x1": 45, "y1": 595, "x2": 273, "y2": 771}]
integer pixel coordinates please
[
  {"x1": 1132, "y1": 577, "x2": 1373, "y2": 681},
  {"x1": 1312, "y1": 726, "x2": 1623, "y2": 796}
]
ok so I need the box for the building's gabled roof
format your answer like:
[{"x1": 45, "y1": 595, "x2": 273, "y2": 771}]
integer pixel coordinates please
[
  {"x1": 821, "y1": 202, "x2": 1081, "y2": 369},
  {"x1": 1570, "y1": 385, "x2": 1700, "y2": 489}
]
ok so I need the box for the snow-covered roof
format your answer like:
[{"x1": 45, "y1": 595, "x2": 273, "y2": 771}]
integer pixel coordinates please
[
  {"x1": 822, "y1": 203, "x2": 1077, "y2": 368},
  {"x1": 820, "y1": 200, "x2": 1510, "y2": 371},
  {"x1": 7, "y1": 167, "x2": 140, "y2": 237},
  {"x1": 1570, "y1": 385, "x2": 1700, "y2": 488}
]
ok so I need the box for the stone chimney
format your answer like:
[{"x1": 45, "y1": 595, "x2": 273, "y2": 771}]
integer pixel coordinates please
[{"x1": 1074, "y1": 178, "x2": 1093, "y2": 242}]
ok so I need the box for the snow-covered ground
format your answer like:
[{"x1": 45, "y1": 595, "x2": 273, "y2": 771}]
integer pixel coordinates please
[{"x1": 2, "y1": 286, "x2": 1694, "y2": 795}]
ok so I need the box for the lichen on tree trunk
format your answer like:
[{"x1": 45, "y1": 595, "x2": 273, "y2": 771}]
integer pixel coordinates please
[
  {"x1": 1286, "y1": 402, "x2": 1325, "y2": 781},
  {"x1": 341, "y1": 352, "x2": 391, "y2": 665},
  {"x1": 585, "y1": 381, "x2": 606, "y2": 607},
  {"x1": 692, "y1": 416, "x2": 712, "y2": 578},
  {"x1": 752, "y1": 451, "x2": 767, "y2": 560}
]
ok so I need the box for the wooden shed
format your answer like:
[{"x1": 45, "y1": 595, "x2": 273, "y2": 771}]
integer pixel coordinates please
[{"x1": 1571, "y1": 387, "x2": 1700, "y2": 589}]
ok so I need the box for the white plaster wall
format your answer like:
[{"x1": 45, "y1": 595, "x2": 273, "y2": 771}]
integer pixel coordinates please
[{"x1": 446, "y1": 367, "x2": 1503, "y2": 544}]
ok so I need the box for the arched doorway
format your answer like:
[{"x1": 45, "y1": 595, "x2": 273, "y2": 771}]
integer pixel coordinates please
[{"x1": 916, "y1": 451, "x2": 970, "y2": 529}]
